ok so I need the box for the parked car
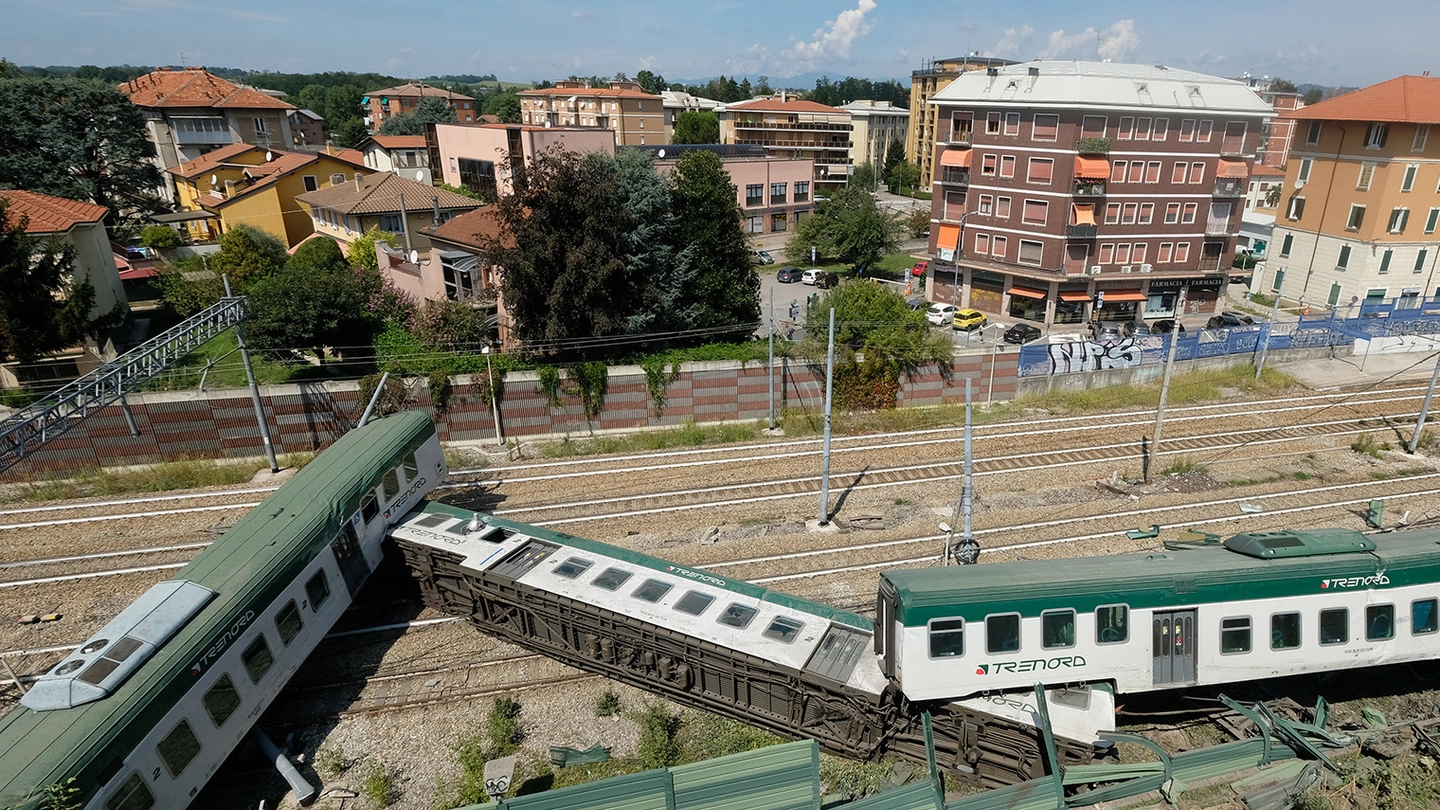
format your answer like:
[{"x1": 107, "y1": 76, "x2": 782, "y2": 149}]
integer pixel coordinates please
[
  {"x1": 1003, "y1": 323, "x2": 1043, "y2": 344},
  {"x1": 1149, "y1": 319, "x2": 1186, "y2": 335},
  {"x1": 905, "y1": 297, "x2": 927, "y2": 311},
  {"x1": 1206, "y1": 311, "x2": 1256, "y2": 329},
  {"x1": 926, "y1": 303, "x2": 957, "y2": 326},
  {"x1": 1088, "y1": 320, "x2": 1136, "y2": 346},
  {"x1": 911, "y1": 261, "x2": 928, "y2": 277},
  {"x1": 802, "y1": 268, "x2": 825, "y2": 286},
  {"x1": 751, "y1": 249, "x2": 775, "y2": 266},
  {"x1": 952, "y1": 308, "x2": 987, "y2": 331},
  {"x1": 776, "y1": 266, "x2": 803, "y2": 283}
]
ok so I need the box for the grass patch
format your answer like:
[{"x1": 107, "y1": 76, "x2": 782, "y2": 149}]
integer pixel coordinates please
[
  {"x1": 677, "y1": 713, "x2": 781, "y2": 762},
  {"x1": 534, "y1": 419, "x2": 764, "y2": 458},
  {"x1": 15, "y1": 456, "x2": 263, "y2": 502},
  {"x1": 139, "y1": 331, "x2": 314, "y2": 391},
  {"x1": 358, "y1": 760, "x2": 398, "y2": 808},
  {"x1": 1008, "y1": 364, "x2": 1298, "y2": 415},
  {"x1": 1351, "y1": 433, "x2": 1391, "y2": 459},
  {"x1": 594, "y1": 690, "x2": 621, "y2": 718},
  {"x1": 1161, "y1": 457, "x2": 1204, "y2": 476},
  {"x1": 635, "y1": 704, "x2": 684, "y2": 769},
  {"x1": 447, "y1": 698, "x2": 526, "y2": 805},
  {"x1": 819, "y1": 755, "x2": 907, "y2": 799},
  {"x1": 316, "y1": 745, "x2": 348, "y2": 777}
]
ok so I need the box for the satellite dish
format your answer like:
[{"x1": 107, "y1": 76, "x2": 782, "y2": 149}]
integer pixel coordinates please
[
  {"x1": 209, "y1": 174, "x2": 218, "y2": 186},
  {"x1": 408, "y1": 249, "x2": 419, "y2": 264},
  {"x1": 1294, "y1": 178, "x2": 1306, "y2": 190},
  {"x1": 657, "y1": 149, "x2": 665, "y2": 159},
  {"x1": 543, "y1": 120, "x2": 551, "y2": 128},
  {"x1": 415, "y1": 170, "x2": 425, "y2": 182},
  {"x1": 265, "y1": 151, "x2": 273, "y2": 162}
]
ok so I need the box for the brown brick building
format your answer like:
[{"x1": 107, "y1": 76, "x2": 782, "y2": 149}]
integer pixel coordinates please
[
  {"x1": 365, "y1": 83, "x2": 478, "y2": 128},
  {"x1": 926, "y1": 61, "x2": 1272, "y2": 326},
  {"x1": 518, "y1": 81, "x2": 665, "y2": 146}
]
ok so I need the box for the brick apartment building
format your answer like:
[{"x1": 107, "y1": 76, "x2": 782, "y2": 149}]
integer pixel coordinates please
[
  {"x1": 365, "y1": 83, "x2": 478, "y2": 128},
  {"x1": 518, "y1": 81, "x2": 665, "y2": 146},
  {"x1": 907, "y1": 55, "x2": 1016, "y2": 187},
  {"x1": 926, "y1": 61, "x2": 1272, "y2": 326}
]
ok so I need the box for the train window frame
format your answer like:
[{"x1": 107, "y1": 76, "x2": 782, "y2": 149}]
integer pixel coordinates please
[
  {"x1": 275, "y1": 599, "x2": 304, "y2": 645},
  {"x1": 360, "y1": 491, "x2": 379, "y2": 523},
  {"x1": 156, "y1": 718, "x2": 202, "y2": 778},
  {"x1": 203, "y1": 673, "x2": 242, "y2": 728},
  {"x1": 403, "y1": 452, "x2": 419, "y2": 482},
  {"x1": 1220, "y1": 616, "x2": 1252, "y2": 654},
  {"x1": 553, "y1": 557, "x2": 593, "y2": 580},
  {"x1": 986, "y1": 613, "x2": 1021, "y2": 654},
  {"x1": 306, "y1": 570, "x2": 330, "y2": 612},
  {"x1": 927, "y1": 617, "x2": 965, "y2": 658},
  {"x1": 382, "y1": 468, "x2": 400, "y2": 501},
  {"x1": 674, "y1": 590, "x2": 715, "y2": 616},
  {"x1": 1319, "y1": 608, "x2": 1349, "y2": 646},
  {"x1": 592, "y1": 567, "x2": 632, "y2": 591},
  {"x1": 1366, "y1": 604, "x2": 1395, "y2": 641},
  {"x1": 763, "y1": 616, "x2": 804, "y2": 644},
  {"x1": 717, "y1": 603, "x2": 758, "y2": 629},
  {"x1": 1270, "y1": 612, "x2": 1301, "y2": 650},
  {"x1": 1041, "y1": 610, "x2": 1077, "y2": 650},
  {"x1": 104, "y1": 772, "x2": 155, "y2": 810},
  {"x1": 1095, "y1": 604, "x2": 1129, "y2": 644},
  {"x1": 242, "y1": 636, "x2": 274, "y2": 684},
  {"x1": 632, "y1": 578, "x2": 673, "y2": 603},
  {"x1": 1413, "y1": 598, "x2": 1439, "y2": 635}
]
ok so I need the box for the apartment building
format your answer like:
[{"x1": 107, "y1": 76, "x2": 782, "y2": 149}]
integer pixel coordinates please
[
  {"x1": 926, "y1": 61, "x2": 1272, "y2": 326},
  {"x1": 661, "y1": 90, "x2": 722, "y2": 141},
  {"x1": 358, "y1": 135, "x2": 433, "y2": 184},
  {"x1": 365, "y1": 83, "x2": 477, "y2": 127},
  {"x1": 518, "y1": 81, "x2": 665, "y2": 146},
  {"x1": 1267, "y1": 75, "x2": 1440, "y2": 309},
  {"x1": 430, "y1": 123, "x2": 616, "y2": 199},
  {"x1": 1258, "y1": 88, "x2": 1304, "y2": 168},
  {"x1": 295, "y1": 173, "x2": 481, "y2": 256},
  {"x1": 839, "y1": 100, "x2": 909, "y2": 178},
  {"x1": 718, "y1": 95, "x2": 853, "y2": 193},
  {"x1": 633, "y1": 144, "x2": 814, "y2": 234},
  {"x1": 907, "y1": 56, "x2": 1016, "y2": 187}
]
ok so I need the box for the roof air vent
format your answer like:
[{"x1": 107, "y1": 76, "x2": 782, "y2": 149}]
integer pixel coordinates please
[
  {"x1": 986, "y1": 68, "x2": 999, "y2": 77},
  {"x1": 1028, "y1": 66, "x2": 1040, "y2": 77}
]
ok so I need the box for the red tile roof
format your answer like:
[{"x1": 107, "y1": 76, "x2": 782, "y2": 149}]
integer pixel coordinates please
[
  {"x1": 1283, "y1": 75, "x2": 1440, "y2": 124},
  {"x1": 120, "y1": 68, "x2": 294, "y2": 110},
  {"x1": 166, "y1": 142, "x2": 263, "y2": 179},
  {"x1": 369, "y1": 135, "x2": 427, "y2": 149},
  {"x1": 334, "y1": 148, "x2": 365, "y2": 165},
  {"x1": 0, "y1": 190, "x2": 108, "y2": 233},
  {"x1": 369, "y1": 83, "x2": 473, "y2": 101},
  {"x1": 520, "y1": 86, "x2": 661, "y2": 100},
  {"x1": 424, "y1": 205, "x2": 509, "y2": 250},
  {"x1": 724, "y1": 97, "x2": 844, "y2": 115},
  {"x1": 295, "y1": 172, "x2": 481, "y2": 216}
]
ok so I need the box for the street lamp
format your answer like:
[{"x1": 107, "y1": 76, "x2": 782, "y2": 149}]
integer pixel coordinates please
[
  {"x1": 949, "y1": 211, "x2": 977, "y2": 309},
  {"x1": 482, "y1": 345, "x2": 502, "y2": 447}
]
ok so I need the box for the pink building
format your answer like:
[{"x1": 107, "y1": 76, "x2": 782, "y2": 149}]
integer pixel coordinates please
[
  {"x1": 430, "y1": 123, "x2": 616, "y2": 200},
  {"x1": 637, "y1": 144, "x2": 815, "y2": 235},
  {"x1": 1257, "y1": 90, "x2": 1304, "y2": 167}
]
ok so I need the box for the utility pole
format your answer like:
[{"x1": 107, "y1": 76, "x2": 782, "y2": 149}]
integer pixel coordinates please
[
  {"x1": 1147, "y1": 325, "x2": 1182, "y2": 482},
  {"x1": 1254, "y1": 296, "x2": 1282, "y2": 380},
  {"x1": 958, "y1": 378, "x2": 977, "y2": 564},
  {"x1": 1408, "y1": 353, "x2": 1440, "y2": 454},
  {"x1": 768, "y1": 287, "x2": 776, "y2": 430},
  {"x1": 818, "y1": 308, "x2": 836, "y2": 525},
  {"x1": 224, "y1": 275, "x2": 278, "y2": 473}
]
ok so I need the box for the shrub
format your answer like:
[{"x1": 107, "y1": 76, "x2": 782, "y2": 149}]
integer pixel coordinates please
[
  {"x1": 595, "y1": 690, "x2": 622, "y2": 717},
  {"x1": 139, "y1": 224, "x2": 182, "y2": 249},
  {"x1": 487, "y1": 696, "x2": 524, "y2": 756},
  {"x1": 359, "y1": 761, "x2": 398, "y2": 807},
  {"x1": 635, "y1": 705, "x2": 684, "y2": 769}
]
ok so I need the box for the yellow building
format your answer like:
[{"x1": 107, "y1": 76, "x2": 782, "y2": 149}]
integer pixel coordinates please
[
  {"x1": 295, "y1": 172, "x2": 482, "y2": 256},
  {"x1": 519, "y1": 81, "x2": 665, "y2": 146},
  {"x1": 907, "y1": 56, "x2": 1015, "y2": 188},
  {"x1": 1269, "y1": 75, "x2": 1440, "y2": 307},
  {"x1": 169, "y1": 144, "x2": 371, "y2": 247}
]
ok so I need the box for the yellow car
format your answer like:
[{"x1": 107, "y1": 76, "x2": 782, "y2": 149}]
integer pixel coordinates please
[{"x1": 951, "y1": 308, "x2": 988, "y2": 331}]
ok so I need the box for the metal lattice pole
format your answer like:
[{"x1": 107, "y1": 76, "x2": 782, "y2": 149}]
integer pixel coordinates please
[{"x1": 819, "y1": 308, "x2": 836, "y2": 525}]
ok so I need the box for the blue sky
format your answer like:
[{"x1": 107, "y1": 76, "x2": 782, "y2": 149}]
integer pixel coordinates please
[{"x1": 4, "y1": 0, "x2": 1433, "y2": 88}]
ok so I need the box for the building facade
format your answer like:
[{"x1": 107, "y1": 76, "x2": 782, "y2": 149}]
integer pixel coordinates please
[
  {"x1": 430, "y1": 123, "x2": 616, "y2": 199},
  {"x1": 661, "y1": 90, "x2": 722, "y2": 142},
  {"x1": 365, "y1": 83, "x2": 477, "y2": 128},
  {"x1": 1257, "y1": 88, "x2": 1304, "y2": 168},
  {"x1": 359, "y1": 135, "x2": 433, "y2": 184},
  {"x1": 718, "y1": 95, "x2": 853, "y2": 193},
  {"x1": 295, "y1": 173, "x2": 481, "y2": 256},
  {"x1": 840, "y1": 100, "x2": 910, "y2": 178},
  {"x1": 926, "y1": 61, "x2": 1273, "y2": 326},
  {"x1": 518, "y1": 81, "x2": 665, "y2": 146},
  {"x1": 1267, "y1": 75, "x2": 1440, "y2": 309},
  {"x1": 633, "y1": 144, "x2": 814, "y2": 235},
  {"x1": 907, "y1": 56, "x2": 1017, "y2": 188}
]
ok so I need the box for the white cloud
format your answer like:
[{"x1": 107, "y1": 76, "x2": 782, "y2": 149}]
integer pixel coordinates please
[
  {"x1": 636, "y1": 55, "x2": 660, "y2": 72},
  {"x1": 1035, "y1": 19, "x2": 1140, "y2": 61},
  {"x1": 787, "y1": 0, "x2": 878, "y2": 68},
  {"x1": 991, "y1": 24, "x2": 1033, "y2": 58}
]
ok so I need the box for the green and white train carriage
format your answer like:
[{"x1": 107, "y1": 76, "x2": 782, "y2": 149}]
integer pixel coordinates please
[
  {"x1": 878, "y1": 528, "x2": 1440, "y2": 704},
  {"x1": 0, "y1": 411, "x2": 445, "y2": 810}
]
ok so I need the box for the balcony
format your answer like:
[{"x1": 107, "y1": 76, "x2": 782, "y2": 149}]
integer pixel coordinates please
[
  {"x1": 1212, "y1": 178, "x2": 1245, "y2": 197},
  {"x1": 937, "y1": 168, "x2": 970, "y2": 187},
  {"x1": 1072, "y1": 180, "x2": 1106, "y2": 198},
  {"x1": 1205, "y1": 221, "x2": 1234, "y2": 237},
  {"x1": 1077, "y1": 137, "x2": 1111, "y2": 154},
  {"x1": 1065, "y1": 224, "x2": 1098, "y2": 239},
  {"x1": 732, "y1": 120, "x2": 852, "y2": 133}
]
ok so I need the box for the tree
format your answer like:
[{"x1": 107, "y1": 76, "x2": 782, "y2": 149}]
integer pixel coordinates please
[
  {"x1": 881, "y1": 139, "x2": 905, "y2": 186},
  {"x1": 887, "y1": 159, "x2": 921, "y2": 195},
  {"x1": 786, "y1": 185, "x2": 902, "y2": 270},
  {"x1": 1264, "y1": 185, "x2": 1282, "y2": 209},
  {"x1": 755, "y1": 75, "x2": 773, "y2": 95},
  {"x1": 0, "y1": 77, "x2": 165, "y2": 231},
  {"x1": 0, "y1": 201, "x2": 116, "y2": 364},
  {"x1": 848, "y1": 162, "x2": 877, "y2": 191},
  {"x1": 210, "y1": 224, "x2": 288, "y2": 287},
  {"x1": 139, "y1": 224, "x2": 182, "y2": 249},
  {"x1": 292, "y1": 83, "x2": 329, "y2": 115},
  {"x1": 669, "y1": 150, "x2": 760, "y2": 330},
  {"x1": 1268, "y1": 78, "x2": 1297, "y2": 94},
  {"x1": 415, "y1": 95, "x2": 459, "y2": 123},
  {"x1": 634, "y1": 70, "x2": 667, "y2": 95},
  {"x1": 244, "y1": 237, "x2": 383, "y2": 363},
  {"x1": 482, "y1": 90, "x2": 521, "y2": 123},
  {"x1": 323, "y1": 84, "x2": 364, "y2": 125},
  {"x1": 330, "y1": 118, "x2": 368, "y2": 148},
  {"x1": 1302, "y1": 87, "x2": 1324, "y2": 106},
  {"x1": 347, "y1": 225, "x2": 401, "y2": 272},
  {"x1": 672, "y1": 110, "x2": 719, "y2": 144}
]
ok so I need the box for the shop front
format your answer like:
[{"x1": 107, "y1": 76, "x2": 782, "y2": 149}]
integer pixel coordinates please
[
  {"x1": 1144, "y1": 279, "x2": 1182, "y2": 319},
  {"x1": 1184, "y1": 277, "x2": 1223, "y2": 315},
  {"x1": 969, "y1": 269, "x2": 1005, "y2": 313},
  {"x1": 1055, "y1": 287, "x2": 1091, "y2": 324},
  {"x1": 1094, "y1": 287, "x2": 1146, "y2": 321},
  {"x1": 1006, "y1": 283, "x2": 1049, "y2": 321}
]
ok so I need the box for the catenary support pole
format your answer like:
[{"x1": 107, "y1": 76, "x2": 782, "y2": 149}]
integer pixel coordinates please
[
  {"x1": 358, "y1": 372, "x2": 390, "y2": 427},
  {"x1": 118, "y1": 394, "x2": 140, "y2": 437},
  {"x1": 818, "y1": 308, "x2": 836, "y2": 525},
  {"x1": 1255, "y1": 296, "x2": 1282, "y2": 380},
  {"x1": 1148, "y1": 325, "x2": 1182, "y2": 483},
  {"x1": 225, "y1": 275, "x2": 279, "y2": 473},
  {"x1": 1408, "y1": 353, "x2": 1440, "y2": 454},
  {"x1": 483, "y1": 346, "x2": 503, "y2": 446},
  {"x1": 768, "y1": 287, "x2": 776, "y2": 430},
  {"x1": 958, "y1": 378, "x2": 978, "y2": 564}
]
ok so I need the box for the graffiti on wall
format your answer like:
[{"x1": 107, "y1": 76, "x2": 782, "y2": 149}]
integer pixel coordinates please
[{"x1": 1043, "y1": 339, "x2": 1144, "y2": 374}]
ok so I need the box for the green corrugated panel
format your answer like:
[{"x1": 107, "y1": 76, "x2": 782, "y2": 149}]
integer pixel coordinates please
[
  {"x1": 499, "y1": 768, "x2": 673, "y2": 810},
  {"x1": 945, "y1": 777, "x2": 1064, "y2": 810},
  {"x1": 843, "y1": 782, "x2": 941, "y2": 810},
  {"x1": 670, "y1": 739, "x2": 820, "y2": 810}
]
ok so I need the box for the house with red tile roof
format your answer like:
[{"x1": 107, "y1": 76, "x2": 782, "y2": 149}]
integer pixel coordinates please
[
  {"x1": 717, "y1": 94, "x2": 852, "y2": 193},
  {"x1": 294, "y1": 173, "x2": 481, "y2": 257},
  {"x1": 118, "y1": 68, "x2": 298, "y2": 201},
  {"x1": 519, "y1": 81, "x2": 664, "y2": 146},
  {"x1": 365, "y1": 83, "x2": 477, "y2": 127},
  {"x1": 357, "y1": 135, "x2": 433, "y2": 184}
]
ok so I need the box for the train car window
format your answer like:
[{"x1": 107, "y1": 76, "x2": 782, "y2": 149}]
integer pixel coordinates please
[
  {"x1": 554, "y1": 557, "x2": 594, "y2": 579},
  {"x1": 1414, "y1": 599, "x2": 1439, "y2": 635},
  {"x1": 1271, "y1": 612, "x2": 1301, "y2": 650},
  {"x1": 632, "y1": 579, "x2": 673, "y2": 603},
  {"x1": 592, "y1": 568, "x2": 632, "y2": 591},
  {"x1": 382, "y1": 468, "x2": 400, "y2": 501},
  {"x1": 104, "y1": 773, "x2": 155, "y2": 810},
  {"x1": 1096, "y1": 605, "x2": 1129, "y2": 644},
  {"x1": 1366, "y1": 604, "x2": 1395, "y2": 641},
  {"x1": 763, "y1": 616, "x2": 804, "y2": 643},
  {"x1": 1041, "y1": 610, "x2": 1076, "y2": 649},
  {"x1": 1220, "y1": 617, "x2": 1251, "y2": 654},
  {"x1": 986, "y1": 614, "x2": 1021, "y2": 654},
  {"x1": 404, "y1": 452, "x2": 419, "y2": 481},
  {"x1": 674, "y1": 590, "x2": 715, "y2": 616},
  {"x1": 306, "y1": 571, "x2": 331, "y2": 611},
  {"x1": 275, "y1": 600, "x2": 304, "y2": 645},
  {"x1": 928, "y1": 618, "x2": 965, "y2": 658},
  {"x1": 361, "y1": 491, "x2": 379, "y2": 523},
  {"x1": 156, "y1": 719, "x2": 202, "y2": 778},
  {"x1": 1319, "y1": 608, "x2": 1348, "y2": 645},
  {"x1": 242, "y1": 636, "x2": 274, "y2": 683},
  {"x1": 203, "y1": 674, "x2": 242, "y2": 727},
  {"x1": 717, "y1": 603, "x2": 758, "y2": 629}
]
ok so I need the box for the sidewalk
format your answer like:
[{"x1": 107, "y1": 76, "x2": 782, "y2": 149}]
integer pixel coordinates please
[{"x1": 1272, "y1": 349, "x2": 1440, "y2": 391}]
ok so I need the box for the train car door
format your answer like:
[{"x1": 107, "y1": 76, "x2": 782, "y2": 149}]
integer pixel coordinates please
[
  {"x1": 876, "y1": 580, "x2": 897, "y2": 678},
  {"x1": 332, "y1": 519, "x2": 371, "y2": 596},
  {"x1": 1152, "y1": 609, "x2": 1196, "y2": 685}
]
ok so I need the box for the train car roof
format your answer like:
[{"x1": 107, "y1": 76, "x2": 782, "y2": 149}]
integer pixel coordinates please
[
  {"x1": 883, "y1": 528, "x2": 1440, "y2": 625},
  {"x1": 0, "y1": 411, "x2": 436, "y2": 808}
]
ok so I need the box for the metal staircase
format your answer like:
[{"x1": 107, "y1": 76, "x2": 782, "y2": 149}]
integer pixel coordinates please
[{"x1": 0, "y1": 297, "x2": 247, "y2": 475}]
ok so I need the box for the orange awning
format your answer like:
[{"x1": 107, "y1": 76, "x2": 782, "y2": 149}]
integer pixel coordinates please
[
  {"x1": 1072, "y1": 204, "x2": 1096, "y2": 225},
  {"x1": 1074, "y1": 156, "x2": 1110, "y2": 179},
  {"x1": 1008, "y1": 285, "x2": 1047, "y2": 299},
  {"x1": 1059, "y1": 291, "x2": 1092, "y2": 302},
  {"x1": 1217, "y1": 159, "x2": 1248, "y2": 178},
  {"x1": 939, "y1": 148, "x2": 972, "y2": 168},
  {"x1": 936, "y1": 223, "x2": 961, "y2": 250},
  {"x1": 1101, "y1": 290, "x2": 1147, "y2": 302}
]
